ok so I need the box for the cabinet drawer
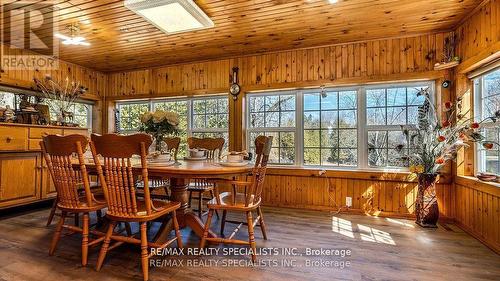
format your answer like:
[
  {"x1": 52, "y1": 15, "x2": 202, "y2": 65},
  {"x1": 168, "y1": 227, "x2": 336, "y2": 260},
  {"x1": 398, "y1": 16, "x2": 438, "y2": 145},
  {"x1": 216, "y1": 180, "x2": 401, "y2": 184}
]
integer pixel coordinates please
[
  {"x1": 0, "y1": 127, "x2": 28, "y2": 151},
  {"x1": 29, "y1": 127, "x2": 63, "y2": 139},
  {"x1": 28, "y1": 139, "x2": 43, "y2": 151},
  {"x1": 63, "y1": 129, "x2": 89, "y2": 136}
]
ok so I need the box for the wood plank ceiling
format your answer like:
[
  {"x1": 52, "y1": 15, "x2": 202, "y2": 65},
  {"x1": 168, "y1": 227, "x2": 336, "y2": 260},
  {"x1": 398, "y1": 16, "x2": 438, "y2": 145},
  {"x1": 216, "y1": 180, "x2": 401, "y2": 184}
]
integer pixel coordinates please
[{"x1": 1, "y1": 0, "x2": 483, "y2": 72}]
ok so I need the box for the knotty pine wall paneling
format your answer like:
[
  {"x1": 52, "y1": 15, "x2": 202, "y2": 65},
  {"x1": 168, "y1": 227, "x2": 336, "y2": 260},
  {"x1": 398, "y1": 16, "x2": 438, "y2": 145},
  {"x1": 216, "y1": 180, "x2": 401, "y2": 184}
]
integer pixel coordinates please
[{"x1": 452, "y1": 0, "x2": 500, "y2": 254}]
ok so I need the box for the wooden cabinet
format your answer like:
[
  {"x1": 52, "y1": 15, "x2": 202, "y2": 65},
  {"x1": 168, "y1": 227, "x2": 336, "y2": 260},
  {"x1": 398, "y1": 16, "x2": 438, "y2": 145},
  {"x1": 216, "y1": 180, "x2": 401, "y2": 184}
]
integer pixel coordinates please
[
  {"x1": 0, "y1": 126, "x2": 28, "y2": 151},
  {"x1": 0, "y1": 153, "x2": 40, "y2": 208},
  {"x1": 0, "y1": 123, "x2": 89, "y2": 209}
]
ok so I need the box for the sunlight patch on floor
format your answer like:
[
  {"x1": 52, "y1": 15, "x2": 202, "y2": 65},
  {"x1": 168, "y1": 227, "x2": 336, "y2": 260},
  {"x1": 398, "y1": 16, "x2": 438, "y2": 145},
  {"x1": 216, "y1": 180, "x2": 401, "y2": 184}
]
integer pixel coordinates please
[
  {"x1": 385, "y1": 217, "x2": 415, "y2": 228},
  {"x1": 358, "y1": 224, "x2": 396, "y2": 245},
  {"x1": 331, "y1": 217, "x2": 355, "y2": 238},
  {"x1": 332, "y1": 216, "x2": 396, "y2": 245}
]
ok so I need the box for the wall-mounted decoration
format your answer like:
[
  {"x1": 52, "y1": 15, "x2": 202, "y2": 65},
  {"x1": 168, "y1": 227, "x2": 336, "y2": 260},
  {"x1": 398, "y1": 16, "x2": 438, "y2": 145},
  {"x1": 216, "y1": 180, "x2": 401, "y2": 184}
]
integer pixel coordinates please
[
  {"x1": 229, "y1": 67, "x2": 241, "y2": 100},
  {"x1": 434, "y1": 33, "x2": 460, "y2": 70}
]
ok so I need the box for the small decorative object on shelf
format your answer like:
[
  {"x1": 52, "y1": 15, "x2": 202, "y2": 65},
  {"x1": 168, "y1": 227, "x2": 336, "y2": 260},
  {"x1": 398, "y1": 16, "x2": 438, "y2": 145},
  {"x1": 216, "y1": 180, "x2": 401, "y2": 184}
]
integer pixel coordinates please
[
  {"x1": 33, "y1": 74, "x2": 88, "y2": 126},
  {"x1": 4, "y1": 105, "x2": 15, "y2": 122},
  {"x1": 476, "y1": 172, "x2": 499, "y2": 183},
  {"x1": 434, "y1": 33, "x2": 460, "y2": 70},
  {"x1": 139, "y1": 110, "x2": 180, "y2": 153},
  {"x1": 396, "y1": 87, "x2": 499, "y2": 228}
]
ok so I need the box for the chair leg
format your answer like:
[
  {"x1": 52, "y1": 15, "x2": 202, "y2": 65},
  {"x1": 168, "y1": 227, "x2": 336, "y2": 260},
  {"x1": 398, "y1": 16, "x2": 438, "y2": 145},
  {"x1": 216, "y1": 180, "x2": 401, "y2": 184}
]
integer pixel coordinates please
[
  {"x1": 96, "y1": 210, "x2": 103, "y2": 225},
  {"x1": 199, "y1": 209, "x2": 214, "y2": 248},
  {"x1": 96, "y1": 221, "x2": 116, "y2": 271},
  {"x1": 246, "y1": 211, "x2": 257, "y2": 263},
  {"x1": 220, "y1": 210, "x2": 227, "y2": 235},
  {"x1": 172, "y1": 210, "x2": 183, "y2": 248},
  {"x1": 209, "y1": 190, "x2": 220, "y2": 219},
  {"x1": 49, "y1": 211, "x2": 66, "y2": 255},
  {"x1": 197, "y1": 192, "x2": 203, "y2": 218},
  {"x1": 125, "y1": 222, "x2": 132, "y2": 237},
  {"x1": 82, "y1": 213, "x2": 89, "y2": 266},
  {"x1": 46, "y1": 197, "x2": 58, "y2": 226},
  {"x1": 163, "y1": 186, "x2": 170, "y2": 199},
  {"x1": 257, "y1": 206, "x2": 268, "y2": 240},
  {"x1": 74, "y1": 213, "x2": 79, "y2": 227},
  {"x1": 188, "y1": 191, "x2": 193, "y2": 208},
  {"x1": 140, "y1": 222, "x2": 149, "y2": 281}
]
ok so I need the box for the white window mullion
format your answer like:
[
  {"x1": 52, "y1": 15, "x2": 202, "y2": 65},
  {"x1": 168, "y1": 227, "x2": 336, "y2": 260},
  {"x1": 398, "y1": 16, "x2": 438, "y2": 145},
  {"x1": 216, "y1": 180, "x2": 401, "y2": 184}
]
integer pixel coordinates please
[
  {"x1": 187, "y1": 99, "x2": 193, "y2": 137},
  {"x1": 296, "y1": 91, "x2": 304, "y2": 166},
  {"x1": 358, "y1": 87, "x2": 367, "y2": 169}
]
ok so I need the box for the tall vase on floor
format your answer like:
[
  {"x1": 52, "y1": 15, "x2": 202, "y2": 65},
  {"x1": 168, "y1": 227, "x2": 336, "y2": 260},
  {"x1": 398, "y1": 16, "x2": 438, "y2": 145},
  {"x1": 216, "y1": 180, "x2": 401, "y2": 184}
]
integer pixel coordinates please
[
  {"x1": 415, "y1": 173, "x2": 439, "y2": 228},
  {"x1": 394, "y1": 88, "x2": 499, "y2": 228}
]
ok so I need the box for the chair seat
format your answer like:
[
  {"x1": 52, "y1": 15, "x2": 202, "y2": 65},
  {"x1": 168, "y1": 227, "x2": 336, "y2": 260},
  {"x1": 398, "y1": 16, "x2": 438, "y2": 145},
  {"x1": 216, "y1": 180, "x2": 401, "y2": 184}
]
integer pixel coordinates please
[
  {"x1": 207, "y1": 192, "x2": 260, "y2": 211},
  {"x1": 58, "y1": 194, "x2": 107, "y2": 212},
  {"x1": 106, "y1": 199, "x2": 180, "y2": 222}
]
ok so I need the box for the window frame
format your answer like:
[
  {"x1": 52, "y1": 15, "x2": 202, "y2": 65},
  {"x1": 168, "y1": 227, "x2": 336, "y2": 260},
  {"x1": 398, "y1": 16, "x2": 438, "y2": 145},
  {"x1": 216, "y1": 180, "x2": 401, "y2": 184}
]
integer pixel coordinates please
[
  {"x1": 245, "y1": 81, "x2": 435, "y2": 170},
  {"x1": 116, "y1": 94, "x2": 229, "y2": 138},
  {"x1": 473, "y1": 67, "x2": 500, "y2": 176},
  {"x1": 246, "y1": 90, "x2": 299, "y2": 165}
]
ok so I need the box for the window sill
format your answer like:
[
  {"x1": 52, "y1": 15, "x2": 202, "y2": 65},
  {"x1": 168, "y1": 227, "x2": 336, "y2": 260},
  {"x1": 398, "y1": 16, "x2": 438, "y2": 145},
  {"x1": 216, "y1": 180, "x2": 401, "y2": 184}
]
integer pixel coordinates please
[
  {"x1": 267, "y1": 166, "x2": 441, "y2": 182},
  {"x1": 455, "y1": 176, "x2": 500, "y2": 196}
]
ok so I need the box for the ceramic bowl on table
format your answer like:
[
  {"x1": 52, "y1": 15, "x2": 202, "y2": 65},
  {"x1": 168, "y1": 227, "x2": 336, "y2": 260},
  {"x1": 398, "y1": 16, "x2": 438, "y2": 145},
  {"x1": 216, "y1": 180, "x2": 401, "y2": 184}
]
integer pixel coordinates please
[
  {"x1": 189, "y1": 149, "x2": 206, "y2": 158},
  {"x1": 227, "y1": 154, "x2": 244, "y2": 163}
]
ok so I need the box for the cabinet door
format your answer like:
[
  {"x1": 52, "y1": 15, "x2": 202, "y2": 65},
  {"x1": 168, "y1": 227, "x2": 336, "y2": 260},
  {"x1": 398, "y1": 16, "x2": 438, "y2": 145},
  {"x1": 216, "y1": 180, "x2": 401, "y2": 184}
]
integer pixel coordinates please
[
  {"x1": 0, "y1": 153, "x2": 40, "y2": 208},
  {"x1": 41, "y1": 157, "x2": 57, "y2": 198}
]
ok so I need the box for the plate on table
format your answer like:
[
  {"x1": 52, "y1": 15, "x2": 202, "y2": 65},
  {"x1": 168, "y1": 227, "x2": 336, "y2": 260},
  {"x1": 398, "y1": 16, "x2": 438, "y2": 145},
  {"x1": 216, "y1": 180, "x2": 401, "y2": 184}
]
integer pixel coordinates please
[
  {"x1": 184, "y1": 156, "x2": 207, "y2": 161},
  {"x1": 218, "y1": 161, "x2": 249, "y2": 167}
]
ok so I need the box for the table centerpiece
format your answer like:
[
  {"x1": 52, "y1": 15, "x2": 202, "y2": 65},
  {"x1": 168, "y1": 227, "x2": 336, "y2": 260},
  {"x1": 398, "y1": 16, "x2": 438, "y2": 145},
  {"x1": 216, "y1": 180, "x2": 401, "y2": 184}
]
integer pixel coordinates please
[{"x1": 139, "y1": 110, "x2": 180, "y2": 156}]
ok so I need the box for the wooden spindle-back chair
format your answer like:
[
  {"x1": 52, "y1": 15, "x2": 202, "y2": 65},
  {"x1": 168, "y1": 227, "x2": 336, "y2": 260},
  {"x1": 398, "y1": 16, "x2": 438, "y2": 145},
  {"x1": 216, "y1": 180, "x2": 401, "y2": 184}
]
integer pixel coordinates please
[
  {"x1": 187, "y1": 137, "x2": 225, "y2": 217},
  {"x1": 136, "y1": 137, "x2": 181, "y2": 200},
  {"x1": 164, "y1": 136, "x2": 181, "y2": 161},
  {"x1": 200, "y1": 135, "x2": 273, "y2": 262},
  {"x1": 41, "y1": 134, "x2": 107, "y2": 266},
  {"x1": 90, "y1": 133, "x2": 182, "y2": 281}
]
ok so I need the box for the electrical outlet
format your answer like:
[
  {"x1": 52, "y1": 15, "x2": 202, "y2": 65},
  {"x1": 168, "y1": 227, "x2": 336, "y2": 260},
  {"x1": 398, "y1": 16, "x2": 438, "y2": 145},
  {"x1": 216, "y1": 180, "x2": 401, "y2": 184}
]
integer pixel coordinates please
[{"x1": 346, "y1": 197, "x2": 352, "y2": 208}]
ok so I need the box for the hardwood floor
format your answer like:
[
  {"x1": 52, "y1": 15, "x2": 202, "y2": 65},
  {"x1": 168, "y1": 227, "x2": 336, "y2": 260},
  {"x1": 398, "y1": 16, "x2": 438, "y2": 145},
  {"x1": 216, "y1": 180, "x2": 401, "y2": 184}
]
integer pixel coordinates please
[{"x1": 0, "y1": 205, "x2": 499, "y2": 281}]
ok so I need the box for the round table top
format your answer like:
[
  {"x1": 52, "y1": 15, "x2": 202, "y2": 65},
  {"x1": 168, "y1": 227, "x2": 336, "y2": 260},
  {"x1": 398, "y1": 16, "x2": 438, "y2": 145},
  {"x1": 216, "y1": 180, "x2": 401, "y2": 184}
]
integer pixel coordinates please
[
  {"x1": 81, "y1": 158, "x2": 253, "y2": 178},
  {"x1": 147, "y1": 160, "x2": 253, "y2": 178}
]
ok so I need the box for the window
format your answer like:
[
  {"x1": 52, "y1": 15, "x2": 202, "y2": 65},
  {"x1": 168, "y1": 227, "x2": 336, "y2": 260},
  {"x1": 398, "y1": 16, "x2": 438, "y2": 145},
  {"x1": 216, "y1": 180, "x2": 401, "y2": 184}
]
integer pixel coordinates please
[
  {"x1": 246, "y1": 82, "x2": 433, "y2": 169},
  {"x1": 117, "y1": 102, "x2": 150, "y2": 132},
  {"x1": 0, "y1": 91, "x2": 92, "y2": 129},
  {"x1": 116, "y1": 95, "x2": 229, "y2": 157},
  {"x1": 303, "y1": 90, "x2": 357, "y2": 166},
  {"x1": 0, "y1": 92, "x2": 15, "y2": 108},
  {"x1": 475, "y1": 67, "x2": 500, "y2": 176},
  {"x1": 191, "y1": 96, "x2": 229, "y2": 140},
  {"x1": 247, "y1": 93, "x2": 296, "y2": 164},
  {"x1": 366, "y1": 86, "x2": 426, "y2": 168},
  {"x1": 44, "y1": 101, "x2": 93, "y2": 129}
]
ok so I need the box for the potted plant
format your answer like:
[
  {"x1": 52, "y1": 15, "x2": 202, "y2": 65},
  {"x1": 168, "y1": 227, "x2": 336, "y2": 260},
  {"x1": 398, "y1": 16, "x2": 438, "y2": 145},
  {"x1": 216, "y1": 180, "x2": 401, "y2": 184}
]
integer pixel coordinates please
[
  {"x1": 139, "y1": 110, "x2": 180, "y2": 154},
  {"x1": 396, "y1": 88, "x2": 499, "y2": 227}
]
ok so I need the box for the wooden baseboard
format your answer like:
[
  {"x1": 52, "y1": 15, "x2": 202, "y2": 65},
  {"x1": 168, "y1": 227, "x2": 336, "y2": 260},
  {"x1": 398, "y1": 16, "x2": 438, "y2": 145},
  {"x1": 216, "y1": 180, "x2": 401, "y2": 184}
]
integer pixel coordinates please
[
  {"x1": 262, "y1": 202, "x2": 455, "y2": 221},
  {"x1": 453, "y1": 220, "x2": 500, "y2": 255}
]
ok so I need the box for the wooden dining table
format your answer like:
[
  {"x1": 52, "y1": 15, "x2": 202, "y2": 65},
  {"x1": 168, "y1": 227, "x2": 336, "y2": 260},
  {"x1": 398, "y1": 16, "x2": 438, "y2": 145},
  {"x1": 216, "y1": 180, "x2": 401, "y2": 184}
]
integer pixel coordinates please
[{"x1": 81, "y1": 159, "x2": 253, "y2": 242}]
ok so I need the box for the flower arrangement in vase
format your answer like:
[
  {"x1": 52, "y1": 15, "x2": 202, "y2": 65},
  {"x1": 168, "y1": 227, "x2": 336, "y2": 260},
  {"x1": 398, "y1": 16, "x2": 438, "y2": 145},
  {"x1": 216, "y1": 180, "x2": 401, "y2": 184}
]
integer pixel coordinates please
[
  {"x1": 33, "y1": 75, "x2": 88, "y2": 126},
  {"x1": 396, "y1": 87, "x2": 499, "y2": 227},
  {"x1": 139, "y1": 110, "x2": 180, "y2": 153}
]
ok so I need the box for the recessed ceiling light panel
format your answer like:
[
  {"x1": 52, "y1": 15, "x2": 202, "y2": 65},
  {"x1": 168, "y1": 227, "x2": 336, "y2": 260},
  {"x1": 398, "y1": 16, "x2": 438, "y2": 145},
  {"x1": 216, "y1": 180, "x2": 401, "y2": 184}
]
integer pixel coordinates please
[{"x1": 124, "y1": 0, "x2": 214, "y2": 35}]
